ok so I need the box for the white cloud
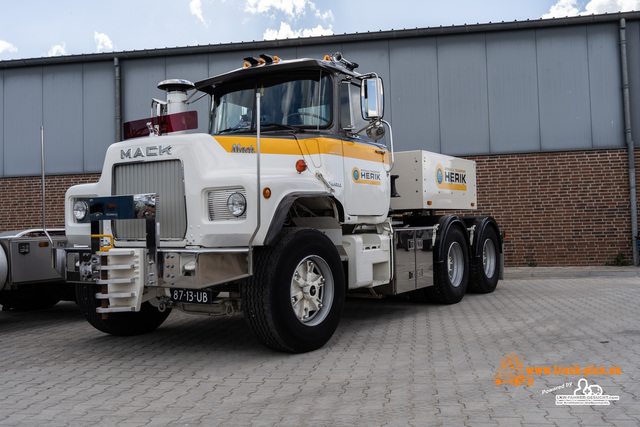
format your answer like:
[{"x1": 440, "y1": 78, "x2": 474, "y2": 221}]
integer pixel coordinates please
[
  {"x1": 263, "y1": 22, "x2": 333, "y2": 39},
  {"x1": 584, "y1": 0, "x2": 640, "y2": 14},
  {"x1": 245, "y1": 0, "x2": 308, "y2": 17},
  {"x1": 0, "y1": 40, "x2": 18, "y2": 54},
  {"x1": 190, "y1": 0, "x2": 207, "y2": 25},
  {"x1": 94, "y1": 31, "x2": 113, "y2": 52},
  {"x1": 302, "y1": 24, "x2": 333, "y2": 37},
  {"x1": 309, "y1": 1, "x2": 333, "y2": 21},
  {"x1": 543, "y1": 0, "x2": 640, "y2": 18},
  {"x1": 542, "y1": 0, "x2": 580, "y2": 18},
  {"x1": 48, "y1": 43, "x2": 67, "y2": 57}
]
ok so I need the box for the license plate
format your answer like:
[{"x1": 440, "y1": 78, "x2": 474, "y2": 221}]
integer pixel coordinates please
[{"x1": 170, "y1": 289, "x2": 212, "y2": 304}]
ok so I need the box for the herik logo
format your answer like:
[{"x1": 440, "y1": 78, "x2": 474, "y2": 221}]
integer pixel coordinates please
[
  {"x1": 352, "y1": 167, "x2": 381, "y2": 185},
  {"x1": 435, "y1": 164, "x2": 467, "y2": 191}
]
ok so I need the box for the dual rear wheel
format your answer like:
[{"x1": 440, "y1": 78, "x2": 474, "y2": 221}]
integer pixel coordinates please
[{"x1": 414, "y1": 223, "x2": 500, "y2": 304}]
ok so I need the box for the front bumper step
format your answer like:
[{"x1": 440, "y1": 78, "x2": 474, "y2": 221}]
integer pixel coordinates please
[{"x1": 94, "y1": 248, "x2": 145, "y2": 314}]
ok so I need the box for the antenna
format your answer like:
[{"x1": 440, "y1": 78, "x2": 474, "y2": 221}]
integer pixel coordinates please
[{"x1": 41, "y1": 125, "x2": 53, "y2": 245}]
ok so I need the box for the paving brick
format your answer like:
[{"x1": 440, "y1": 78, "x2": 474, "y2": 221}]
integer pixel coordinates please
[{"x1": 0, "y1": 275, "x2": 639, "y2": 425}]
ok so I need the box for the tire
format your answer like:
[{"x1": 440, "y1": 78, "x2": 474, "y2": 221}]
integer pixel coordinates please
[
  {"x1": 469, "y1": 226, "x2": 500, "y2": 294},
  {"x1": 76, "y1": 283, "x2": 171, "y2": 336},
  {"x1": 0, "y1": 288, "x2": 60, "y2": 310},
  {"x1": 422, "y1": 225, "x2": 469, "y2": 304},
  {"x1": 242, "y1": 228, "x2": 345, "y2": 353}
]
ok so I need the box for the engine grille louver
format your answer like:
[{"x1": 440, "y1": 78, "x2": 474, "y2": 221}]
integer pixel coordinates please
[{"x1": 113, "y1": 160, "x2": 187, "y2": 240}]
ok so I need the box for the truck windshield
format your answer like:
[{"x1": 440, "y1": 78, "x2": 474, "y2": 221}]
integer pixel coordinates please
[{"x1": 210, "y1": 72, "x2": 331, "y2": 134}]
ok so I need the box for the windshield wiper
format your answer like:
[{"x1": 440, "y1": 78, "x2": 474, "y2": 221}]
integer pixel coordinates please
[
  {"x1": 260, "y1": 123, "x2": 305, "y2": 133},
  {"x1": 217, "y1": 126, "x2": 250, "y2": 134}
]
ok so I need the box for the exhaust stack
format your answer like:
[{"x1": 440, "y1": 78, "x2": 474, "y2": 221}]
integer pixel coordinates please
[{"x1": 154, "y1": 79, "x2": 195, "y2": 115}]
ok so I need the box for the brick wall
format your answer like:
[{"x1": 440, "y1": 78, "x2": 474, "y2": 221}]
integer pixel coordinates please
[
  {"x1": 0, "y1": 174, "x2": 99, "y2": 232},
  {"x1": 1, "y1": 148, "x2": 638, "y2": 267},
  {"x1": 467, "y1": 148, "x2": 638, "y2": 267}
]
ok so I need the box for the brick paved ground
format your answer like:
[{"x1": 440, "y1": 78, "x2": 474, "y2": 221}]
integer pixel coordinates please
[{"x1": 1, "y1": 273, "x2": 639, "y2": 426}]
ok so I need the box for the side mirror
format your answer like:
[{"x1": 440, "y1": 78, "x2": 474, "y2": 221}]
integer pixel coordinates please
[{"x1": 361, "y1": 77, "x2": 384, "y2": 120}]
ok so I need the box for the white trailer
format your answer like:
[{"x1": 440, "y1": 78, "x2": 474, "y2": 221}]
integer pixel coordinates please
[
  {"x1": 56, "y1": 53, "x2": 502, "y2": 352},
  {"x1": 0, "y1": 229, "x2": 72, "y2": 309}
]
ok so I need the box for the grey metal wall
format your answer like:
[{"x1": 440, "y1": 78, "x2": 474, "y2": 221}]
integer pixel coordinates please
[
  {"x1": 1, "y1": 63, "x2": 115, "y2": 176},
  {"x1": 1, "y1": 16, "x2": 639, "y2": 177}
]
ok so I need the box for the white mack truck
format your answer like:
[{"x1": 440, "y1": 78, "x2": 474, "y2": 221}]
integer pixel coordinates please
[{"x1": 57, "y1": 53, "x2": 502, "y2": 353}]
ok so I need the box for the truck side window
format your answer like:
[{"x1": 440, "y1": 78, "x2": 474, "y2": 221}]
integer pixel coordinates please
[{"x1": 340, "y1": 81, "x2": 369, "y2": 136}]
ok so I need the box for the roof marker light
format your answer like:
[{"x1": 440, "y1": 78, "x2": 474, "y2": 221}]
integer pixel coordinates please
[{"x1": 243, "y1": 56, "x2": 259, "y2": 67}]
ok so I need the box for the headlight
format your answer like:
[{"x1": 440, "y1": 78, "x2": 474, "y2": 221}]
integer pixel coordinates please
[
  {"x1": 227, "y1": 192, "x2": 246, "y2": 217},
  {"x1": 73, "y1": 200, "x2": 88, "y2": 222}
]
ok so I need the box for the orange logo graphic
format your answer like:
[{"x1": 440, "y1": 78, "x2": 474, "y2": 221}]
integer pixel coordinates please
[{"x1": 494, "y1": 352, "x2": 535, "y2": 386}]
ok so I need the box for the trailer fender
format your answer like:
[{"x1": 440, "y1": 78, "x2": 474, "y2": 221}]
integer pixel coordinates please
[
  {"x1": 466, "y1": 216, "x2": 502, "y2": 292},
  {"x1": 433, "y1": 215, "x2": 468, "y2": 265},
  {"x1": 0, "y1": 245, "x2": 7, "y2": 289},
  {"x1": 264, "y1": 193, "x2": 343, "y2": 246},
  {"x1": 467, "y1": 217, "x2": 502, "y2": 260}
]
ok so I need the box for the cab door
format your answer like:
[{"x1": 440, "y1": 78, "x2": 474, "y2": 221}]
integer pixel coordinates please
[{"x1": 340, "y1": 81, "x2": 390, "y2": 217}]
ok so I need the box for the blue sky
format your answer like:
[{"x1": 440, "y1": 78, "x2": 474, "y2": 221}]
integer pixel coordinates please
[{"x1": 1, "y1": 0, "x2": 639, "y2": 61}]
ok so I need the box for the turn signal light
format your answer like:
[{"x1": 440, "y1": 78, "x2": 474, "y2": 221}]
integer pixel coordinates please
[
  {"x1": 296, "y1": 159, "x2": 307, "y2": 173},
  {"x1": 263, "y1": 187, "x2": 272, "y2": 199}
]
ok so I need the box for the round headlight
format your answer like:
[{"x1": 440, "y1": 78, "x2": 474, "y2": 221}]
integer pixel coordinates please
[
  {"x1": 73, "y1": 200, "x2": 88, "y2": 222},
  {"x1": 227, "y1": 192, "x2": 246, "y2": 217}
]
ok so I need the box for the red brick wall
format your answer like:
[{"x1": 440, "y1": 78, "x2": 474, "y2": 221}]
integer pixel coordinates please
[
  {"x1": 467, "y1": 149, "x2": 638, "y2": 267},
  {"x1": 1, "y1": 148, "x2": 638, "y2": 266},
  {"x1": 0, "y1": 174, "x2": 99, "y2": 231}
]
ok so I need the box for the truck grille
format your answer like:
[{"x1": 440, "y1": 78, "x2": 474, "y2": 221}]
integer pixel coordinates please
[{"x1": 112, "y1": 160, "x2": 187, "y2": 240}]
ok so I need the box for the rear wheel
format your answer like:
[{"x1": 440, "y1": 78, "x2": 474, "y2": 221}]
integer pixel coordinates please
[
  {"x1": 242, "y1": 228, "x2": 345, "y2": 353},
  {"x1": 76, "y1": 283, "x2": 171, "y2": 336},
  {"x1": 422, "y1": 226, "x2": 469, "y2": 304},
  {"x1": 469, "y1": 226, "x2": 500, "y2": 294}
]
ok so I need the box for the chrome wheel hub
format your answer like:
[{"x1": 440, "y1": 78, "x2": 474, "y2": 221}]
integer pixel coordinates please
[{"x1": 290, "y1": 256, "x2": 334, "y2": 326}]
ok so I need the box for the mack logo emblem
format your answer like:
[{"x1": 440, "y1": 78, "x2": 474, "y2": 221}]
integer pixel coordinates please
[
  {"x1": 232, "y1": 144, "x2": 256, "y2": 153},
  {"x1": 121, "y1": 145, "x2": 172, "y2": 159}
]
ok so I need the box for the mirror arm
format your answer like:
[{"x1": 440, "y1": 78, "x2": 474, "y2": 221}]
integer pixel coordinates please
[{"x1": 381, "y1": 119, "x2": 394, "y2": 170}]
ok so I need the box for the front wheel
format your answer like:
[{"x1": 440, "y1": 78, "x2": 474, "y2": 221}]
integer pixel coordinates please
[
  {"x1": 76, "y1": 283, "x2": 171, "y2": 336},
  {"x1": 242, "y1": 228, "x2": 345, "y2": 353}
]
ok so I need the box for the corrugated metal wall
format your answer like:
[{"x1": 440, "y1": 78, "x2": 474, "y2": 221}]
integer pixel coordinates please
[{"x1": 1, "y1": 17, "x2": 639, "y2": 177}]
